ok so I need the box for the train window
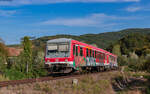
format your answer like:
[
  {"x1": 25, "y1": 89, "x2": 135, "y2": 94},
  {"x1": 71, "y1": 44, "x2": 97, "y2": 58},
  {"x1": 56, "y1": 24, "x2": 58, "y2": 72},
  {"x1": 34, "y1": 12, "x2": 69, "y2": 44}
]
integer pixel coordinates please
[
  {"x1": 86, "y1": 48, "x2": 89, "y2": 57},
  {"x1": 90, "y1": 49, "x2": 92, "y2": 57},
  {"x1": 73, "y1": 45, "x2": 75, "y2": 55},
  {"x1": 102, "y1": 54, "x2": 104, "y2": 59},
  {"x1": 99, "y1": 52, "x2": 101, "y2": 61},
  {"x1": 99, "y1": 53, "x2": 102, "y2": 60},
  {"x1": 80, "y1": 47, "x2": 83, "y2": 56},
  {"x1": 97, "y1": 52, "x2": 99, "y2": 58},
  {"x1": 99, "y1": 53, "x2": 101, "y2": 61},
  {"x1": 93, "y1": 50, "x2": 94, "y2": 57},
  {"x1": 96, "y1": 52, "x2": 98, "y2": 58},
  {"x1": 109, "y1": 56, "x2": 111, "y2": 61},
  {"x1": 76, "y1": 46, "x2": 78, "y2": 56},
  {"x1": 111, "y1": 57, "x2": 112, "y2": 61},
  {"x1": 58, "y1": 43, "x2": 69, "y2": 51},
  {"x1": 105, "y1": 55, "x2": 107, "y2": 59},
  {"x1": 95, "y1": 51, "x2": 97, "y2": 58},
  {"x1": 101, "y1": 53, "x2": 104, "y2": 59}
]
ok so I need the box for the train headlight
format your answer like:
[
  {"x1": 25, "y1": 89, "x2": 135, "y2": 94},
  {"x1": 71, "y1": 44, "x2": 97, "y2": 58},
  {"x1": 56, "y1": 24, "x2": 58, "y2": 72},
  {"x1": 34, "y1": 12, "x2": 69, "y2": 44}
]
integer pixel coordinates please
[
  {"x1": 56, "y1": 59, "x2": 58, "y2": 62},
  {"x1": 46, "y1": 60, "x2": 50, "y2": 63},
  {"x1": 65, "y1": 59, "x2": 68, "y2": 62}
]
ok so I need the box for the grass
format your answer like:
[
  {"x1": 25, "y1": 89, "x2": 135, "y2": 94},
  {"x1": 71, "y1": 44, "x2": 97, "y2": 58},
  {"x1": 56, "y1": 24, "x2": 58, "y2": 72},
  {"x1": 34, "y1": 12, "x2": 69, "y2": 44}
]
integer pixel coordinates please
[
  {"x1": 42, "y1": 84, "x2": 52, "y2": 93},
  {"x1": 0, "y1": 74, "x2": 9, "y2": 81},
  {"x1": 0, "y1": 71, "x2": 139, "y2": 94},
  {"x1": 34, "y1": 83, "x2": 53, "y2": 93},
  {"x1": 34, "y1": 83, "x2": 41, "y2": 91},
  {"x1": 72, "y1": 75, "x2": 111, "y2": 94}
]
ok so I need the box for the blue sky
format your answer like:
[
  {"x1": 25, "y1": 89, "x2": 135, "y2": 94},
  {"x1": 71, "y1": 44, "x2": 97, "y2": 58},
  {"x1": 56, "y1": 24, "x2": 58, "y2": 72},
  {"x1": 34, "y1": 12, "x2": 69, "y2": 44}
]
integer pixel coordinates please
[{"x1": 0, "y1": 0, "x2": 150, "y2": 44}]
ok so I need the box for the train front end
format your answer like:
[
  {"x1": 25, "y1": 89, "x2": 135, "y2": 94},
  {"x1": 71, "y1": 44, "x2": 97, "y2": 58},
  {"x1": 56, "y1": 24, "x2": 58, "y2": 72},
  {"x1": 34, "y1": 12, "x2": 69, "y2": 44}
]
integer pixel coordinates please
[{"x1": 44, "y1": 38, "x2": 74, "y2": 73}]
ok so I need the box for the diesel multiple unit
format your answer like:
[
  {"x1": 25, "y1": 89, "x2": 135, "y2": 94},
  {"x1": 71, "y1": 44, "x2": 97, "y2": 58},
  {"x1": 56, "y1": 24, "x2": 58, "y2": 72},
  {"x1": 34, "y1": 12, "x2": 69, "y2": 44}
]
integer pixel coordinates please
[{"x1": 45, "y1": 38, "x2": 117, "y2": 73}]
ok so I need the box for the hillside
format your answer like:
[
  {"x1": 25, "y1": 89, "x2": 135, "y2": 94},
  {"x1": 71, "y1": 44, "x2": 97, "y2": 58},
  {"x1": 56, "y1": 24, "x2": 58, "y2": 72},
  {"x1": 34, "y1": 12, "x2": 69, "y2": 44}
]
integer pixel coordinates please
[
  {"x1": 32, "y1": 28, "x2": 150, "y2": 49},
  {"x1": 106, "y1": 32, "x2": 150, "y2": 72},
  {"x1": 108, "y1": 33, "x2": 150, "y2": 56}
]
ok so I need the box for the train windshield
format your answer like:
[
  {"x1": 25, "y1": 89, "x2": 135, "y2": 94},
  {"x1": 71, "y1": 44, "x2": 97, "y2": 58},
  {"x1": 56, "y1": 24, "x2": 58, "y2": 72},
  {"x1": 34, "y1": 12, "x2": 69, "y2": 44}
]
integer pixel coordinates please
[{"x1": 46, "y1": 42, "x2": 70, "y2": 58}]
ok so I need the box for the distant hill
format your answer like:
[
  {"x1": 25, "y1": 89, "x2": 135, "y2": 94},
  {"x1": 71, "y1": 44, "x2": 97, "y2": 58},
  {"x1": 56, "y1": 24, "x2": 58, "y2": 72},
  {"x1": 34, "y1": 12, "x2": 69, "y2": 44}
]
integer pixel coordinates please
[{"x1": 32, "y1": 28, "x2": 150, "y2": 49}]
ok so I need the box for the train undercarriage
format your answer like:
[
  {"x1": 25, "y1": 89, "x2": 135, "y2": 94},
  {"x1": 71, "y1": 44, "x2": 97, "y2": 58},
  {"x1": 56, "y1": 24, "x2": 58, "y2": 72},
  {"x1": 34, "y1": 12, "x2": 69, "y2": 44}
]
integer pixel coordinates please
[{"x1": 45, "y1": 63, "x2": 118, "y2": 74}]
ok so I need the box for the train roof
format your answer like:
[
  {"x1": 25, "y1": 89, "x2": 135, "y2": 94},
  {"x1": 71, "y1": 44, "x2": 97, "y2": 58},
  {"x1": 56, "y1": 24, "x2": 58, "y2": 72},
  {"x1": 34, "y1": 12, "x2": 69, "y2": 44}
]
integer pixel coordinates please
[
  {"x1": 71, "y1": 40, "x2": 117, "y2": 57},
  {"x1": 47, "y1": 38, "x2": 72, "y2": 43},
  {"x1": 47, "y1": 38, "x2": 117, "y2": 57}
]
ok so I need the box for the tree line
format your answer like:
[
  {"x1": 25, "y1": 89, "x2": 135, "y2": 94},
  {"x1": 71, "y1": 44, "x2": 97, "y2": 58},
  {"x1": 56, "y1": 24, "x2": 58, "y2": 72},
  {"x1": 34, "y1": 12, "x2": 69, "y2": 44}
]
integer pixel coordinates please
[{"x1": 107, "y1": 33, "x2": 150, "y2": 72}]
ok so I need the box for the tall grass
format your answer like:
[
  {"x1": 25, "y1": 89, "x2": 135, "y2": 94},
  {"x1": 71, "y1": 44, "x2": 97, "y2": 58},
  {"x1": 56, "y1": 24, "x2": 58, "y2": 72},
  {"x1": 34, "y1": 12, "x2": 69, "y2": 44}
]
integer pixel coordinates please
[{"x1": 0, "y1": 74, "x2": 9, "y2": 81}]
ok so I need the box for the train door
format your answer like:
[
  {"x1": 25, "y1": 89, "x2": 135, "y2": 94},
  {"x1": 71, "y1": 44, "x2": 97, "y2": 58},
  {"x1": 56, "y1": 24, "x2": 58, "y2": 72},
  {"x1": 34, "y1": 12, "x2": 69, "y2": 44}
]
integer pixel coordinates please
[
  {"x1": 73, "y1": 44, "x2": 79, "y2": 68},
  {"x1": 86, "y1": 48, "x2": 90, "y2": 66},
  {"x1": 73, "y1": 44, "x2": 85, "y2": 67},
  {"x1": 79, "y1": 46, "x2": 84, "y2": 65},
  {"x1": 99, "y1": 52, "x2": 101, "y2": 63},
  {"x1": 107, "y1": 55, "x2": 109, "y2": 64}
]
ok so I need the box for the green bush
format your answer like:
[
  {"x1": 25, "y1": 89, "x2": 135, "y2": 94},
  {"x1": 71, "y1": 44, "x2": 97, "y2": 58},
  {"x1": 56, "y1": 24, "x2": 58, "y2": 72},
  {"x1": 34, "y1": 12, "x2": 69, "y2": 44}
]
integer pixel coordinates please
[
  {"x1": 146, "y1": 87, "x2": 150, "y2": 94},
  {"x1": 118, "y1": 56, "x2": 128, "y2": 66},
  {"x1": 4, "y1": 69, "x2": 27, "y2": 80},
  {"x1": 143, "y1": 57, "x2": 150, "y2": 72}
]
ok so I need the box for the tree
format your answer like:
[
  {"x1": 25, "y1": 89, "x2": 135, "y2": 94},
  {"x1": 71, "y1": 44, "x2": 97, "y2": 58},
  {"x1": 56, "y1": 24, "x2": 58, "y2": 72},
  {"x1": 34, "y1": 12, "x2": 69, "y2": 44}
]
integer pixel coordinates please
[
  {"x1": 0, "y1": 38, "x2": 9, "y2": 71},
  {"x1": 32, "y1": 50, "x2": 47, "y2": 77},
  {"x1": 112, "y1": 44, "x2": 121, "y2": 56},
  {"x1": 22, "y1": 36, "x2": 33, "y2": 77}
]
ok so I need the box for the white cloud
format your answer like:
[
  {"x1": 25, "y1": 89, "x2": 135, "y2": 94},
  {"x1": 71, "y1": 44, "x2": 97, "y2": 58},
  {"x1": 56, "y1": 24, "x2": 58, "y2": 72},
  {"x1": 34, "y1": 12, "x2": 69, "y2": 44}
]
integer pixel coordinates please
[
  {"x1": 123, "y1": 0, "x2": 139, "y2": 2},
  {"x1": 40, "y1": 13, "x2": 137, "y2": 27},
  {"x1": 125, "y1": 6, "x2": 141, "y2": 12},
  {"x1": 125, "y1": 4, "x2": 150, "y2": 12},
  {"x1": 0, "y1": 10, "x2": 16, "y2": 16},
  {"x1": 0, "y1": 0, "x2": 140, "y2": 6},
  {"x1": 43, "y1": 18, "x2": 97, "y2": 27}
]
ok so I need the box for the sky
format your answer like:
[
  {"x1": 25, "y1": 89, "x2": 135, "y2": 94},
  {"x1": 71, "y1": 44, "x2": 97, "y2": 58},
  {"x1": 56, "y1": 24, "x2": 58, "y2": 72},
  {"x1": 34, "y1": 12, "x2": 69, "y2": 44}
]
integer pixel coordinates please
[{"x1": 0, "y1": 0, "x2": 150, "y2": 44}]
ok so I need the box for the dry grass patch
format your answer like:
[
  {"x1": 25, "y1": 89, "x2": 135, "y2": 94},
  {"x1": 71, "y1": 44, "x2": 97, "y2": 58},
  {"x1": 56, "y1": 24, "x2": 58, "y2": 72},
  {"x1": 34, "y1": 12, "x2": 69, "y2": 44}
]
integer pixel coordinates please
[{"x1": 0, "y1": 74, "x2": 9, "y2": 81}]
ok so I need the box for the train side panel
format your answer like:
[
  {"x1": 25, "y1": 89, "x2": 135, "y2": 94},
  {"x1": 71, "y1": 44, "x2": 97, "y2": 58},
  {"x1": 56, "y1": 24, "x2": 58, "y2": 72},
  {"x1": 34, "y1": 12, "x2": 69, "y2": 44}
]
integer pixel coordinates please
[{"x1": 71, "y1": 40, "x2": 117, "y2": 70}]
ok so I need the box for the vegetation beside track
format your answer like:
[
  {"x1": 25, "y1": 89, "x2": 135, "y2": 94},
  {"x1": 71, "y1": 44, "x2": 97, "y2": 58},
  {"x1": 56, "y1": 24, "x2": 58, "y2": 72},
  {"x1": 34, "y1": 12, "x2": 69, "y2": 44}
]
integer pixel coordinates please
[
  {"x1": 0, "y1": 36, "x2": 47, "y2": 80},
  {"x1": 0, "y1": 71, "x2": 149, "y2": 94},
  {"x1": 0, "y1": 71, "x2": 117, "y2": 94}
]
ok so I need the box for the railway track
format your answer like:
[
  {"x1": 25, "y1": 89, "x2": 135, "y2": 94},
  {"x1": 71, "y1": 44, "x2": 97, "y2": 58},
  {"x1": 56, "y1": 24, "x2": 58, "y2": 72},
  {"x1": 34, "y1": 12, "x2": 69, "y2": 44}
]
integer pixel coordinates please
[{"x1": 0, "y1": 70, "x2": 117, "y2": 88}]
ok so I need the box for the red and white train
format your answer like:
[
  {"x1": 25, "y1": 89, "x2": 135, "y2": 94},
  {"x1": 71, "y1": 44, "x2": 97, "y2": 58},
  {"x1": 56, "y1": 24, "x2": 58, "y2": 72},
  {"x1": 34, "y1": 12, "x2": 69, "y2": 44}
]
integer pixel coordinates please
[{"x1": 45, "y1": 38, "x2": 118, "y2": 73}]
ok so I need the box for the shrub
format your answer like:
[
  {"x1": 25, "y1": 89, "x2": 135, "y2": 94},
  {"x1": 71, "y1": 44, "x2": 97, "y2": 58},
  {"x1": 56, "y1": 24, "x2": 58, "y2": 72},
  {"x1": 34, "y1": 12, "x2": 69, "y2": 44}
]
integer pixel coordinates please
[
  {"x1": 118, "y1": 56, "x2": 128, "y2": 66},
  {"x1": 4, "y1": 69, "x2": 26, "y2": 80},
  {"x1": 146, "y1": 87, "x2": 150, "y2": 94},
  {"x1": 139, "y1": 56, "x2": 150, "y2": 72}
]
